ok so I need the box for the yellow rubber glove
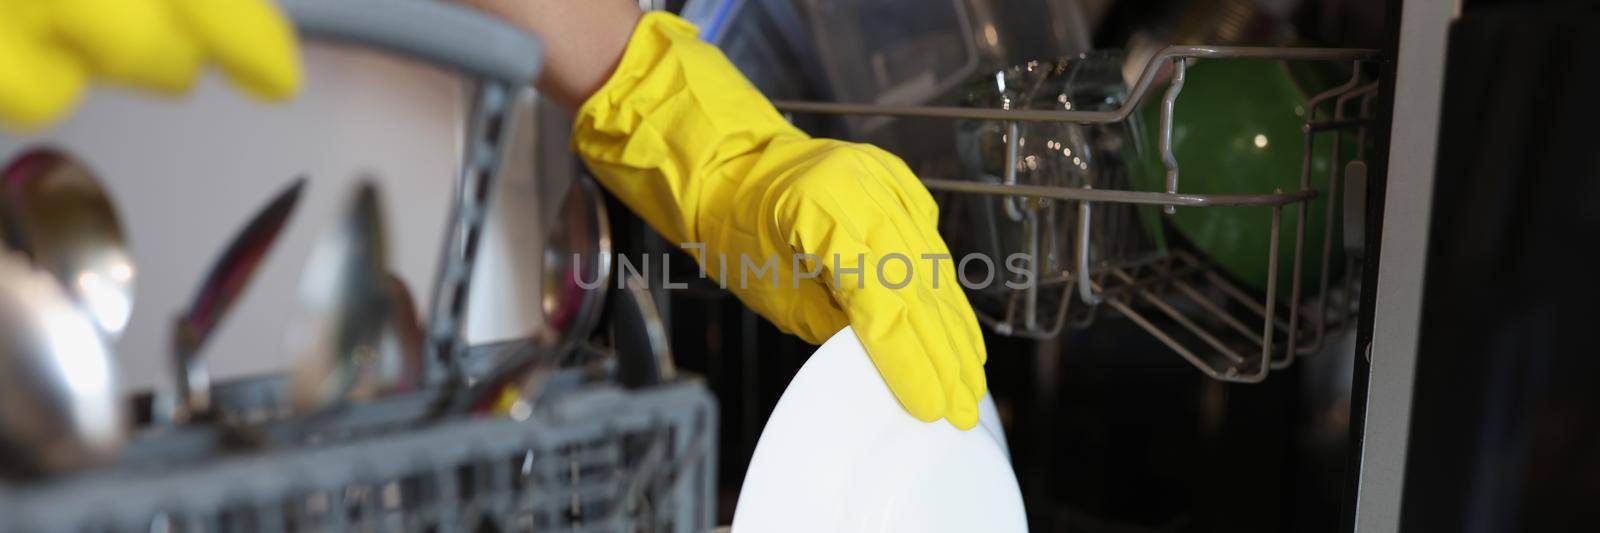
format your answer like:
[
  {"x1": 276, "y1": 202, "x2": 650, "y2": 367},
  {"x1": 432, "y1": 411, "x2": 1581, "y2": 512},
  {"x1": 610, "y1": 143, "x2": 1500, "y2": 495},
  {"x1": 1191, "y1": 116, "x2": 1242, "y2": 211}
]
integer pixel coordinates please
[
  {"x1": 573, "y1": 13, "x2": 987, "y2": 429},
  {"x1": 0, "y1": 0, "x2": 300, "y2": 130}
]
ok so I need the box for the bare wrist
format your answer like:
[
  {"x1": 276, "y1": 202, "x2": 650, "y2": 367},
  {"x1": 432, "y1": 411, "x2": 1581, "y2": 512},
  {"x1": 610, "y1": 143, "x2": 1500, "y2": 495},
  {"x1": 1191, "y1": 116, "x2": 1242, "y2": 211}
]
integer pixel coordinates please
[{"x1": 456, "y1": 0, "x2": 642, "y2": 110}]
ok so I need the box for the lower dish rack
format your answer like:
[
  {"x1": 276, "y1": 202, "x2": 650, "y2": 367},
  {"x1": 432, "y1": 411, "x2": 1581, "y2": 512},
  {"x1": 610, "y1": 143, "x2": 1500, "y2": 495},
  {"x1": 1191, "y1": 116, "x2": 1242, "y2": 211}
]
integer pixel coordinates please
[{"x1": 0, "y1": 372, "x2": 718, "y2": 533}]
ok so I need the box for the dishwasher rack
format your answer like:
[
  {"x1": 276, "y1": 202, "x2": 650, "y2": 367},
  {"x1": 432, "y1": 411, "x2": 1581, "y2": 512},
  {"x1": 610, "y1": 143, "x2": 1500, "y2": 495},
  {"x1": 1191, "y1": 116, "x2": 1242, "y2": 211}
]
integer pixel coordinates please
[
  {"x1": 2, "y1": 2, "x2": 722, "y2": 531},
  {"x1": 0, "y1": 369, "x2": 718, "y2": 533},
  {"x1": 777, "y1": 45, "x2": 1382, "y2": 383}
]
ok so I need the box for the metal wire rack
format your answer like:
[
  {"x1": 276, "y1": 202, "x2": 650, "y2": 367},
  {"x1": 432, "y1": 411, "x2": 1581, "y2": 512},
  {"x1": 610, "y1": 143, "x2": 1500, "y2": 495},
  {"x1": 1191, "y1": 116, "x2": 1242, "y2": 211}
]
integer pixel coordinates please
[{"x1": 776, "y1": 45, "x2": 1382, "y2": 382}]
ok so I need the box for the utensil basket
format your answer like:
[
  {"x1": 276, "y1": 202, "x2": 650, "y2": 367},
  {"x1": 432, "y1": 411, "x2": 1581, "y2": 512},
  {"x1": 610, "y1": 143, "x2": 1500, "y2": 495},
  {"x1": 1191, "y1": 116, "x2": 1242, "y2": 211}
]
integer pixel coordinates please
[
  {"x1": 0, "y1": 371, "x2": 719, "y2": 533},
  {"x1": 777, "y1": 45, "x2": 1382, "y2": 382},
  {"x1": 6, "y1": 3, "x2": 718, "y2": 532}
]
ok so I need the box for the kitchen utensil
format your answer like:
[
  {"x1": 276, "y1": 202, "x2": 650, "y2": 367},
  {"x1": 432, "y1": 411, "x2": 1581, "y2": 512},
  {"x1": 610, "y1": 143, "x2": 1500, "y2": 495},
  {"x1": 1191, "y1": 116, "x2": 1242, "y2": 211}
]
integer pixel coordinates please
[
  {"x1": 542, "y1": 176, "x2": 612, "y2": 358},
  {"x1": 612, "y1": 272, "x2": 675, "y2": 388},
  {"x1": 170, "y1": 178, "x2": 306, "y2": 420},
  {"x1": 468, "y1": 176, "x2": 613, "y2": 414},
  {"x1": 1129, "y1": 58, "x2": 1355, "y2": 293},
  {"x1": 217, "y1": 271, "x2": 422, "y2": 426},
  {"x1": 0, "y1": 251, "x2": 122, "y2": 476},
  {"x1": 284, "y1": 180, "x2": 412, "y2": 413},
  {"x1": 0, "y1": 148, "x2": 134, "y2": 339},
  {"x1": 731, "y1": 326, "x2": 1024, "y2": 532},
  {"x1": 348, "y1": 271, "x2": 426, "y2": 401}
]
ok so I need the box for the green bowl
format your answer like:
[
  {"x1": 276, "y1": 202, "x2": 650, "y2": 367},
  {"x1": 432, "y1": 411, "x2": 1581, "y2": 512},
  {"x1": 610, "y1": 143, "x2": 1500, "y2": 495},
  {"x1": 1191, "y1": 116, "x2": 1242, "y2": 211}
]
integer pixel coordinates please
[{"x1": 1129, "y1": 58, "x2": 1355, "y2": 295}]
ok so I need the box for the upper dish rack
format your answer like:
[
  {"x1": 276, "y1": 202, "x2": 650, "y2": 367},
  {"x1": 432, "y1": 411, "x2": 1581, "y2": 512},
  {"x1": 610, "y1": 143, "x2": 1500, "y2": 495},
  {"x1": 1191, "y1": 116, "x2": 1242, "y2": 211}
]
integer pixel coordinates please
[{"x1": 776, "y1": 45, "x2": 1382, "y2": 383}]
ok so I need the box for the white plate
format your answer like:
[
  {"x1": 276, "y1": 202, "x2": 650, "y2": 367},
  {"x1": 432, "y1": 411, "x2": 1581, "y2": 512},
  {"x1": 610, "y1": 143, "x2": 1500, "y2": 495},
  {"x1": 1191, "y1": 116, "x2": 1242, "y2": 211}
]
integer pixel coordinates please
[{"x1": 732, "y1": 326, "x2": 1027, "y2": 532}]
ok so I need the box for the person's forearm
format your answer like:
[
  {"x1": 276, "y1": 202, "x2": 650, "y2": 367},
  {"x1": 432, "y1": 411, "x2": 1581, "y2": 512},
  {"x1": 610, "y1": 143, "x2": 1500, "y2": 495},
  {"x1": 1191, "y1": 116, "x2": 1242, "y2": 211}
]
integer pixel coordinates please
[{"x1": 457, "y1": 0, "x2": 641, "y2": 110}]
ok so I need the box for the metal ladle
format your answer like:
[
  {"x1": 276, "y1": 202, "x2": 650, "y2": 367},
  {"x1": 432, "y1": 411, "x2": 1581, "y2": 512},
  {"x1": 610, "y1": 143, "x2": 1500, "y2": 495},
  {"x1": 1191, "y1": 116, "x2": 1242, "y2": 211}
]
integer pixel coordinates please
[
  {"x1": 0, "y1": 148, "x2": 135, "y2": 340},
  {"x1": 0, "y1": 252, "x2": 122, "y2": 476},
  {"x1": 344, "y1": 271, "x2": 426, "y2": 402},
  {"x1": 285, "y1": 181, "x2": 423, "y2": 414}
]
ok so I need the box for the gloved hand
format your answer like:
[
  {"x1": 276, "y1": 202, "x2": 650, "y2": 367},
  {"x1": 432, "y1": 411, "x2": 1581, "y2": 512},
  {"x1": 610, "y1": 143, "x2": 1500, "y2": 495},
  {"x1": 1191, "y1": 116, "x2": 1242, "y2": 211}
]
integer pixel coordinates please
[
  {"x1": 573, "y1": 13, "x2": 987, "y2": 429},
  {"x1": 0, "y1": 0, "x2": 300, "y2": 129}
]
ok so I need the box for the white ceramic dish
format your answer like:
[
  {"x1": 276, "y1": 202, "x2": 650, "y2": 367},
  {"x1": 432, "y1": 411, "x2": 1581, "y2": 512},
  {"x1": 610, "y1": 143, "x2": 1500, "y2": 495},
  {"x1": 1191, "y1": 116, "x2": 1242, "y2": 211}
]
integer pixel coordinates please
[{"x1": 732, "y1": 326, "x2": 1027, "y2": 532}]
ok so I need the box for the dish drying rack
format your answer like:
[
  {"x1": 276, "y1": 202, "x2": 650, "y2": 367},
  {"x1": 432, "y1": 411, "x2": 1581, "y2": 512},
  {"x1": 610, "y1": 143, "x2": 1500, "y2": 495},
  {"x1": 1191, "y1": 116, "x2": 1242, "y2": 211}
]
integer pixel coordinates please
[
  {"x1": 5, "y1": 2, "x2": 716, "y2": 532},
  {"x1": 777, "y1": 45, "x2": 1382, "y2": 383}
]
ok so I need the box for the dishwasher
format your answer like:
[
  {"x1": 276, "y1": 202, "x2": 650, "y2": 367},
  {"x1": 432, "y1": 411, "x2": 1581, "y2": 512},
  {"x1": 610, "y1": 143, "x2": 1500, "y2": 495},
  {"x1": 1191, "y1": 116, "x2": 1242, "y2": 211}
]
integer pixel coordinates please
[
  {"x1": 0, "y1": 0, "x2": 1467, "y2": 531},
  {"x1": 655, "y1": 0, "x2": 1448, "y2": 531}
]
